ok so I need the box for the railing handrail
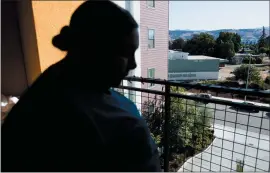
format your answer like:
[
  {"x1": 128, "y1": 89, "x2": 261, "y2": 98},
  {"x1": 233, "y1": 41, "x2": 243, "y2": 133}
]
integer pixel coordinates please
[
  {"x1": 124, "y1": 76, "x2": 270, "y2": 98},
  {"x1": 117, "y1": 85, "x2": 270, "y2": 112},
  {"x1": 116, "y1": 78, "x2": 270, "y2": 172}
]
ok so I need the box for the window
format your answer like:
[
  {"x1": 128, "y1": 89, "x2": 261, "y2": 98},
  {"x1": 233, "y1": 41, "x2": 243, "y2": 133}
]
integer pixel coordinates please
[
  {"x1": 148, "y1": 29, "x2": 155, "y2": 48},
  {"x1": 148, "y1": 68, "x2": 155, "y2": 87},
  {"x1": 147, "y1": 0, "x2": 155, "y2": 8}
]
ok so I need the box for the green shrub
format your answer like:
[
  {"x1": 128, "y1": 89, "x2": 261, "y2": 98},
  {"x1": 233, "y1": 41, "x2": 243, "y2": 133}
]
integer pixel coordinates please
[
  {"x1": 255, "y1": 57, "x2": 263, "y2": 64},
  {"x1": 265, "y1": 76, "x2": 270, "y2": 85},
  {"x1": 242, "y1": 56, "x2": 256, "y2": 64},
  {"x1": 233, "y1": 65, "x2": 262, "y2": 83},
  {"x1": 142, "y1": 87, "x2": 214, "y2": 171}
]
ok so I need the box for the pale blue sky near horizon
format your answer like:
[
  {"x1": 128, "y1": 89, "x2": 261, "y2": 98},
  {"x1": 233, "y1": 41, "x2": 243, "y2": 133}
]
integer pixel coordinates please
[{"x1": 169, "y1": 1, "x2": 270, "y2": 30}]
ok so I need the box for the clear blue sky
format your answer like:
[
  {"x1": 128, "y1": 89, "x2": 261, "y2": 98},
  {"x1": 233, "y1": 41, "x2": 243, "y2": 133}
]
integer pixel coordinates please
[{"x1": 169, "y1": 1, "x2": 270, "y2": 30}]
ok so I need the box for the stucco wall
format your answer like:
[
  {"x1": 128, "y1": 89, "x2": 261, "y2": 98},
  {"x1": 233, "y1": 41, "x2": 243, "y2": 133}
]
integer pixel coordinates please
[
  {"x1": 169, "y1": 59, "x2": 220, "y2": 73},
  {"x1": 32, "y1": 1, "x2": 84, "y2": 72},
  {"x1": 168, "y1": 72, "x2": 219, "y2": 81},
  {"x1": 17, "y1": 0, "x2": 41, "y2": 85}
]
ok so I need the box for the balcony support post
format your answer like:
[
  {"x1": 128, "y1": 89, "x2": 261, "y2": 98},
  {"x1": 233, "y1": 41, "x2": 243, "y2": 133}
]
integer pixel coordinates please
[{"x1": 164, "y1": 84, "x2": 171, "y2": 172}]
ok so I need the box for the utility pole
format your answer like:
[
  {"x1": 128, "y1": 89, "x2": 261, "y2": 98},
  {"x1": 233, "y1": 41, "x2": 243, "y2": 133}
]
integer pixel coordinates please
[{"x1": 244, "y1": 55, "x2": 251, "y2": 102}]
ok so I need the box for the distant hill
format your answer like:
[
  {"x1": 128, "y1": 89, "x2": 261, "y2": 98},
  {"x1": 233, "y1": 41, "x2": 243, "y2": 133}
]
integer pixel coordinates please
[{"x1": 169, "y1": 27, "x2": 270, "y2": 44}]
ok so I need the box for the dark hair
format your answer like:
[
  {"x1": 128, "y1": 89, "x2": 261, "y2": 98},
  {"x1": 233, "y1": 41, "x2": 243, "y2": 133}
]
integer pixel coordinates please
[{"x1": 52, "y1": 1, "x2": 138, "y2": 51}]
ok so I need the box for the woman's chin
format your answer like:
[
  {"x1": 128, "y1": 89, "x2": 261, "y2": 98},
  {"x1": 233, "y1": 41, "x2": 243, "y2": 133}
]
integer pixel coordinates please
[{"x1": 111, "y1": 78, "x2": 124, "y2": 87}]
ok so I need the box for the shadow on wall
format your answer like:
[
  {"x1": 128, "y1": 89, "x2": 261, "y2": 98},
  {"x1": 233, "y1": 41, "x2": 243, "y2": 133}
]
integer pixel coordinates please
[{"x1": 1, "y1": 1, "x2": 28, "y2": 96}]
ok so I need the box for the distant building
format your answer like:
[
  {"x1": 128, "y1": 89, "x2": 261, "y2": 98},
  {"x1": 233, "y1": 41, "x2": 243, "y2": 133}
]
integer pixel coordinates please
[
  {"x1": 231, "y1": 53, "x2": 248, "y2": 65},
  {"x1": 168, "y1": 51, "x2": 228, "y2": 81},
  {"x1": 231, "y1": 53, "x2": 262, "y2": 65}
]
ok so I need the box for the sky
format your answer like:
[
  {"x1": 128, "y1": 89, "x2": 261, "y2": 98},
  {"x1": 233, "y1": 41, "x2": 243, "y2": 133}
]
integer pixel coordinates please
[{"x1": 169, "y1": 1, "x2": 270, "y2": 30}]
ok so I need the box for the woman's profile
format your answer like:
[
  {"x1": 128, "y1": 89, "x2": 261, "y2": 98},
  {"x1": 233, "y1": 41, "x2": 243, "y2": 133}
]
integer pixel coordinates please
[{"x1": 1, "y1": 1, "x2": 161, "y2": 172}]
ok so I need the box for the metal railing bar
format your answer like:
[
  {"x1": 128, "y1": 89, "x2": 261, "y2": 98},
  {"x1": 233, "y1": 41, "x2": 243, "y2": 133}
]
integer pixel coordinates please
[
  {"x1": 124, "y1": 76, "x2": 270, "y2": 98},
  {"x1": 117, "y1": 86, "x2": 270, "y2": 112}
]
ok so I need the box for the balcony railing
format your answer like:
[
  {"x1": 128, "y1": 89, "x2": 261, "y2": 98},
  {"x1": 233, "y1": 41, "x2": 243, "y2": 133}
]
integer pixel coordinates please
[{"x1": 114, "y1": 77, "x2": 270, "y2": 172}]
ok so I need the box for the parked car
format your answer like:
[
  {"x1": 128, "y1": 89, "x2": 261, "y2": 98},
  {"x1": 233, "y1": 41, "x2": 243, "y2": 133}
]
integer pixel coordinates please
[
  {"x1": 234, "y1": 102, "x2": 260, "y2": 113},
  {"x1": 196, "y1": 93, "x2": 212, "y2": 104}
]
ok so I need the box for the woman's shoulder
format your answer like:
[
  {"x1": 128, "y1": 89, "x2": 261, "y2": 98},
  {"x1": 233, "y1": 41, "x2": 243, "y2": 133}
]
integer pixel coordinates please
[
  {"x1": 110, "y1": 89, "x2": 141, "y2": 117},
  {"x1": 110, "y1": 90, "x2": 135, "y2": 106}
]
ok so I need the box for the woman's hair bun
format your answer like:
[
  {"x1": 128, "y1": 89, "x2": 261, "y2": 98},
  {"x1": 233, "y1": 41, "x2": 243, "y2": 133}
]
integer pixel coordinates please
[{"x1": 52, "y1": 26, "x2": 71, "y2": 51}]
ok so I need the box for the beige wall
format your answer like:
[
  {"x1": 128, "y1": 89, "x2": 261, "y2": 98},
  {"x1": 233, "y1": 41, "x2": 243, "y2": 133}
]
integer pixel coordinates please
[
  {"x1": 17, "y1": 0, "x2": 41, "y2": 85},
  {"x1": 1, "y1": 1, "x2": 86, "y2": 96},
  {"x1": 32, "y1": 1, "x2": 84, "y2": 71}
]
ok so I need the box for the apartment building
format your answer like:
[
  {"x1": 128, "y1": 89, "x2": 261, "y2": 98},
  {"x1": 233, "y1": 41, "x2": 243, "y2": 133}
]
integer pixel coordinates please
[
  {"x1": 114, "y1": 1, "x2": 169, "y2": 108},
  {"x1": 2, "y1": 0, "x2": 168, "y2": 109}
]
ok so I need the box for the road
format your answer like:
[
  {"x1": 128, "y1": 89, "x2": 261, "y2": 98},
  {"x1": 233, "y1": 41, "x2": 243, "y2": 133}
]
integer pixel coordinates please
[
  {"x1": 178, "y1": 124, "x2": 270, "y2": 172},
  {"x1": 206, "y1": 103, "x2": 270, "y2": 136},
  {"x1": 178, "y1": 97, "x2": 270, "y2": 172},
  {"x1": 186, "y1": 93, "x2": 270, "y2": 136}
]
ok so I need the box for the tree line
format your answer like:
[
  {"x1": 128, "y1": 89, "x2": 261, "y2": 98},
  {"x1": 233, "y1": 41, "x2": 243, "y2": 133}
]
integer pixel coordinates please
[{"x1": 169, "y1": 26, "x2": 270, "y2": 59}]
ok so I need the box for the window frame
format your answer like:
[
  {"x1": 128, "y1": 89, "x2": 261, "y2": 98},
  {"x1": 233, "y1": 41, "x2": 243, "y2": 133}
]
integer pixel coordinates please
[
  {"x1": 147, "y1": 0, "x2": 155, "y2": 8},
  {"x1": 148, "y1": 29, "x2": 155, "y2": 49},
  {"x1": 147, "y1": 68, "x2": 155, "y2": 88}
]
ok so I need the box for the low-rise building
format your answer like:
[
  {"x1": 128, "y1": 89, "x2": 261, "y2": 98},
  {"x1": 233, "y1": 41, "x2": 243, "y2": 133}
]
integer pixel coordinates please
[
  {"x1": 168, "y1": 51, "x2": 228, "y2": 81},
  {"x1": 231, "y1": 53, "x2": 263, "y2": 65}
]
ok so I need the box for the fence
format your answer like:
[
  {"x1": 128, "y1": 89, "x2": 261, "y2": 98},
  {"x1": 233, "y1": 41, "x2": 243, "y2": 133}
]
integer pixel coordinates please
[{"x1": 114, "y1": 77, "x2": 270, "y2": 172}]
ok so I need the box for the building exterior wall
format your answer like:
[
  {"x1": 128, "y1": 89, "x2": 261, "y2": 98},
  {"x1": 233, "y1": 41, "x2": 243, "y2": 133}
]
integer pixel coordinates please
[
  {"x1": 169, "y1": 59, "x2": 220, "y2": 73},
  {"x1": 168, "y1": 59, "x2": 219, "y2": 81},
  {"x1": 169, "y1": 51, "x2": 189, "y2": 59},
  {"x1": 139, "y1": 1, "x2": 169, "y2": 107},
  {"x1": 140, "y1": 1, "x2": 169, "y2": 86},
  {"x1": 168, "y1": 72, "x2": 219, "y2": 81},
  {"x1": 17, "y1": 0, "x2": 41, "y2": 85},
  {"x1": 32, "y1": 1, "x2": 84, "y2": 72}
]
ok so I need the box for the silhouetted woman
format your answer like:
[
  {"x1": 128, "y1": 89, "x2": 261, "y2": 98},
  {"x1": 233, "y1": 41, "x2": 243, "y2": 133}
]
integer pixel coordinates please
[{"x1": 1, "y1": 1, "x2": 161, "y2": 172}]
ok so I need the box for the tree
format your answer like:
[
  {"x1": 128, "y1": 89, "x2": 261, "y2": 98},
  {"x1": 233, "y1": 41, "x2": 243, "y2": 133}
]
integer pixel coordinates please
[
  {"x1": 182, "y1": 33, "x2": 216, "y2": 56},
  {"x1": 259, "y1": 47, "x2": 267, "y2": 54},
  {"x1": 255, "y1": 57, "x2": 263, "y2": 64},
  {"x1": 266, "y1": 48, "x2": 270, "y2": 57},
  {"x1": 232, "y1": 64, "x2": 262, "y2": 83},
  {"x1": 214, "y1": 32, "x2": 236, "y2": 59},
  {"x1": 266, "y1": 36, "x2": 270, "y2": 47},
  {"x1": 258, "y1": 26, "x2": 267, "y2": 49},
  {"x1": 265, "y1": 76, "x2": 270, "y2": 85},
  {"x1": 169, "y1": 41, "x2": 172, "y2": 49},
  {"x1": 141, "y1": 87, "x2": 214, "y2": 171},
  {"x1": 171, "y1": 37, "x2": 185, "y2": 50},
  {"x1": 231, "y1": 33, "x2": 241, "y2": 52},
  {"x1": 242, "y1": 56, "x2": 263, "y2": 64}
]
